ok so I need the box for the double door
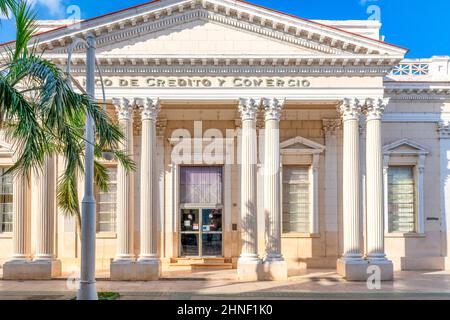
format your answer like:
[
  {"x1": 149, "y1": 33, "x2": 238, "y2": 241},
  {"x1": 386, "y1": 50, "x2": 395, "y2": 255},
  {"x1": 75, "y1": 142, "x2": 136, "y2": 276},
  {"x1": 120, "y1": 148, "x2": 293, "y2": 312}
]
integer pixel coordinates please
[{"x1": 180, "y1": 208, "x2": 223, "y2": 257}]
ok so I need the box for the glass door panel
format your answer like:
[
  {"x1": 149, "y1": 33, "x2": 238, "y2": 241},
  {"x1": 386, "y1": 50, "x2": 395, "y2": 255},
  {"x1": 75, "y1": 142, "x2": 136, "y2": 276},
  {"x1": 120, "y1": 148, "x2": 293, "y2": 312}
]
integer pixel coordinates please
[
  {"x1": 180, "y1": 209, "x2": 200, "y2": 232},
  {"x1": 201, "y1": 234, "x2": 222, "y2": 256},
  {"x1": 201, "y1": 208, "x2": 222, "y2": 256},
  {"x1": 181, "y1": 234, "x2": 199, "y2": 256},
  {"x1": 201, "y1": 209, "x2": 222, "y2": 232}
]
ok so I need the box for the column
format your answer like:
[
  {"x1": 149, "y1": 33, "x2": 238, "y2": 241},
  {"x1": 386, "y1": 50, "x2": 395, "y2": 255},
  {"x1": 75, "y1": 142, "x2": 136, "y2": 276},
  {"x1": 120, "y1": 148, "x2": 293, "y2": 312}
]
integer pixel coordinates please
[
  {"x1": 262, "y1": 98, "x2": 287, "y2": 280},
  {"x1": 2, "y1": 171, "x2": 33, "y2": 280},
  {"x1": 4, "y1": 156, "x2": 61, "y2": 280},
  {"x1": 438, "y1": 121, "x2": 450, "y2": 270},
  {"x1": 34, "y1": 156, "x2": 57, "y2": 261},
  {"x1": 11, "y1": 174, "x2": 30, "y2": 261},
  {"x1": 113, "y1": 98, "x2": 135, "y2": 261},
  {"x1": 337, "y1": 98, "x2": 368, "y2": 281},
  {"x1": 323, "y1": 119, "x2": 341, "y2": 259},
  {"x1": 137, "y1": 98, "x2": 161, "y2": 280},
  {"x1": 237, "y1": 98, "x2": 261, "y2": 280},
  {"x1": 364, "y1": 98, "x2": 393, "y2": 280}
]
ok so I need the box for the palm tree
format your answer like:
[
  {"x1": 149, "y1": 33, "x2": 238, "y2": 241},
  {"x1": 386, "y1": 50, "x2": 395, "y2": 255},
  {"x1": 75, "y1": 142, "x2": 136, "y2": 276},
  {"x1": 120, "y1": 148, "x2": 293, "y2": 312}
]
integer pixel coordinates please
[{"x1": 0, "y1": 0, "x2": 134, "y2": 231}]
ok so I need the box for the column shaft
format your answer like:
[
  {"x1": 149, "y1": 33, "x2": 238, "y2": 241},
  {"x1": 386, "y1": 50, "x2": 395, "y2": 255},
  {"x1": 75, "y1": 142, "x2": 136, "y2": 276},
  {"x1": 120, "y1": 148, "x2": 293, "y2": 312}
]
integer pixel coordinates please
[
  {"x1": 114, "y1": 98, "x2": 135, "y2": 261},
  {"x1": 323, "y1": 120, "x2": 340, "y2": 257},
  {"x1": 34, "y1": 156, "x2": 56, "y2": 260},
  {"x1": 340, "y1": 99, "x2": 363, "y2": 260},
  {"x1": 365, "y1": 99, "x2": 386, "y2": 259},
  {"x1": 263, "y1": 98, "x2": 284, "y2": 261},
  {"x1": 12, "y1": 174, "x2": 30, "y2": 260},
  {"x1": 139, "y1": 98, "x2": 160, "y2": 261},
  {"x1": 238, "y1": 98, "x2": 260, "y2": 261}
]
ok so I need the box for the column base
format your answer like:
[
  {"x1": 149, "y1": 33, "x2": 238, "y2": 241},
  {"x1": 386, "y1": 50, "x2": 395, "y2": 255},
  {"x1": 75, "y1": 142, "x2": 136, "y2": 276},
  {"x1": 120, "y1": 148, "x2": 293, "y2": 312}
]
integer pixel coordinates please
[
  {"x1": 368, "y1": 259, "x2": 394, "y2": 281},
  {"x1": 337, "y1": 258, "x2": 369, "y2": 281},
  {"x1": 261, "y1": 259, "x2": 288, "y2": 281},
  {"x1": 3, "y1": 259, "x2": 61, "y2": 280},
  {"x1": 337, "y1": 258, "x2": 394, "y2": 281},
  {"x1": 445, "y1": 257, "x2": 450, "y2": 270},
  {"x1": 237, "y1": 258, "x2": 262, "y2": 281},
  {"x1": 110, "y1": 259, "x2": 160, "y2": 281}
]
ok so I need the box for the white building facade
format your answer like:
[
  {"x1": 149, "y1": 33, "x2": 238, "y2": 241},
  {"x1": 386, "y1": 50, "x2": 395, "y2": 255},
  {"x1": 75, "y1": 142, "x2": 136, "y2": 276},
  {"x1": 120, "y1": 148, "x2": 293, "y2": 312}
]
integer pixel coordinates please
[{"x1": 0, "y1": 0, "x2": 449, "y2": 281}]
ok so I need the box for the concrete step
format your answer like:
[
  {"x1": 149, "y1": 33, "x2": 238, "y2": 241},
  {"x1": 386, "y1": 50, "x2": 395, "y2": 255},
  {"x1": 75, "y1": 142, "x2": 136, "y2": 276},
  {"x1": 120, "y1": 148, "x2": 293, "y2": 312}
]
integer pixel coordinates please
[
  {"x1": 169, "y1": 258, "x2": 233, "y2": 270},
  {"x1": 171, "y1": 258, "x2": 227, "y2": 265},
  {"x1": 191, "y1": 263, "x2": 233, "y2": 270}
]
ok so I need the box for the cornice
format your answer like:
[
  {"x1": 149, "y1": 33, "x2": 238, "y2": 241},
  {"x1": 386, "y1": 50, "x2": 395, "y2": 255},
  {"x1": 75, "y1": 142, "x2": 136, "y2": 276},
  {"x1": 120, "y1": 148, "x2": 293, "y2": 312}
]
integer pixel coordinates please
[
  {"x1": 384, "y1": 88, "x2": 450, "y2": 101},
  {"x1": 59, "y1": 64, "x2": 396, "y2": 77},
  {"x1": 28, "y1": 0, "x2": 405, "y2": 57},
  {"x1": 48, "y1": 53, "x2": 402, "y2": 69}
]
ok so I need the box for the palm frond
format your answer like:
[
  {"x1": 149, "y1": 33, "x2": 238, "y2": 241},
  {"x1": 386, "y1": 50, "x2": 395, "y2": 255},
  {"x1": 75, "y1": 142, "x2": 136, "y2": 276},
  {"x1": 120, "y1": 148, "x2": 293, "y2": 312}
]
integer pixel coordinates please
[
  {"x1": 0, "y1": 0, "x2": 15, "y2": 18},
  {"x1": 0, "y1": 0, "x2": 135, "y2": 229},
  {"x1": 12, "y1": 0, "x2": 37, "y2": 61}
]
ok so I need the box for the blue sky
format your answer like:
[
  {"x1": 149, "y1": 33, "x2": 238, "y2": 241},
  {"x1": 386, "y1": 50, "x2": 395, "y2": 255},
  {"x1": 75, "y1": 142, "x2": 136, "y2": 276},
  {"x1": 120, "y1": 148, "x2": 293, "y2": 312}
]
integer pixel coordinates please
[{"x1": 0, "y1": 0, "x2": 449, "y2": 58}]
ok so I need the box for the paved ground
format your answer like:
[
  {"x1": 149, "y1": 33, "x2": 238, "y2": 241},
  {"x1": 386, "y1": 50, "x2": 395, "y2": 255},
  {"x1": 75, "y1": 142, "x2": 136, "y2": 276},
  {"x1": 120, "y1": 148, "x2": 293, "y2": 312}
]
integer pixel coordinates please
[{"x1": 0, "y1": 269, "x2": 450, "y2": 300}]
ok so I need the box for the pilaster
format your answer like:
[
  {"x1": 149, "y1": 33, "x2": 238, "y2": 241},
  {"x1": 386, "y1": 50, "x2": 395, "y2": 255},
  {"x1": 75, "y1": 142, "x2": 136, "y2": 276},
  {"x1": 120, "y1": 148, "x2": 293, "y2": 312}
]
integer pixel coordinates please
[{"x1": 438, "y1": 121, "x2": 450, "y2": 270}]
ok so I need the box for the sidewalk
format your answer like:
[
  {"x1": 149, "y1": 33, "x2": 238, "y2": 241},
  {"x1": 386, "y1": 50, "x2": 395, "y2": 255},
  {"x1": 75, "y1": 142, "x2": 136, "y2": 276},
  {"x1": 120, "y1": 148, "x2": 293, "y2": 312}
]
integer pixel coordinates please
[{"x1": 1, "y1": 269, "x2": 450, "y2": 300}]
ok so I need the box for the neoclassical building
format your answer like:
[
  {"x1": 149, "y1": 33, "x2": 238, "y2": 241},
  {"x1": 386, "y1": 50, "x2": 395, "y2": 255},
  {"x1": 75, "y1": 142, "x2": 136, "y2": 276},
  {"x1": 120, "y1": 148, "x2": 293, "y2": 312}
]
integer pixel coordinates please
[{"x1": 0, "y1": 0, "x2": 449, "y2": 281}]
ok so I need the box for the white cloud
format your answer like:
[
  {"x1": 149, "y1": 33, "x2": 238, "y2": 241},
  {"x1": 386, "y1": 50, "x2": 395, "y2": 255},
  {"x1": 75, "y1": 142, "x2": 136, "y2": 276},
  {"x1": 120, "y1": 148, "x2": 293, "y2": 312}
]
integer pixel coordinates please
[
  {"x1": 26, "y1": 0, "x2": 65, "y2": 17},
  {"x1": 0, "y1": 0, "x2": 64, "y2": 20}
]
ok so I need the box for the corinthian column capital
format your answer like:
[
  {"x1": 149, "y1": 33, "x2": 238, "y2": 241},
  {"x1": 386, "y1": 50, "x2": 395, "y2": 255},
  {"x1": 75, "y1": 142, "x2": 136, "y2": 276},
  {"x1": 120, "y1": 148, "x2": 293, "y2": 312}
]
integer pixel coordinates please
[
  {"x1": 364, "y1": 97, "x2": 389, "y2": 121},
  {"x1": 238, "y1": 98, "x2": 260, "y2": 121},
  {"x1": 322, "y1": 119, "x2": 341, "y2": 136},
  {"x1": 438, "y1": 121, "x2": 450, "y2": 139},
  {"x1": 140, "y1": 98, "x2": 161, "y2": 121},
  {"x1": 113, "y1": 97, "x2": 133, "y2": 120},
  {"x1": 262, "y1": 98, "x2": 285, "y2": 121},
  {"x1": 338, "y1": 98, "x2": 362, "y2": 121}
]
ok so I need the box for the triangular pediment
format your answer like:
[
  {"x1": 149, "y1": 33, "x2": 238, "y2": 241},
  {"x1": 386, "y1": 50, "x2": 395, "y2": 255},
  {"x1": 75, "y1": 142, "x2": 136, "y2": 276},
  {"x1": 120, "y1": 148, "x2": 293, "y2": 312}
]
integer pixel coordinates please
[
  {"x1": 3, "y1": 0, "x2": 406, "y2": 62},
  {"x1": 383, "y1": 139, "x2": 429, "y2": 156},
  {"x1": 0, "y1": 139, "x2": 14, "y2": 157},
  {"x1": 281, "y1": 136, "x2": 325, "y2": 154},
  {"x1": 98, "y1": 20, "x2": 317, "y2": 56}
]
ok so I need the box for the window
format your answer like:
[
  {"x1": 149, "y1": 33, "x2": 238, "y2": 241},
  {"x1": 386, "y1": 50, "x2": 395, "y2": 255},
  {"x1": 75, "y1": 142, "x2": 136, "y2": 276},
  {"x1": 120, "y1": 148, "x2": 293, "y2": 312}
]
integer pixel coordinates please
[
  {"x1": 0, "y1": 167, "x2": 13, "y2": 233},
  {"x1": 96, "y1": 166, "x2": 117, "y2": 232},
  {"x1": 383, "y1": 139, "x2": 428, "y2": 234},
  {"x1": 282, "y1": 166, "x2": 310, "y2": 233},
  {"x1": 180, "y1": 166, "x2": 223, "y2": 205},
  {"x1": 388, "y1": 166, "x2": 416, "y2": 233}
]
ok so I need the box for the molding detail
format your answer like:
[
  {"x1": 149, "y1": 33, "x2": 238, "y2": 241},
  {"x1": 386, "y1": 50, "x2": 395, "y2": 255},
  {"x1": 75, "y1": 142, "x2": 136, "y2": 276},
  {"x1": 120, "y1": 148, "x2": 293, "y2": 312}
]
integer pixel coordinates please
[
  {"x1": 280, "y1": 136, "x2": 326, "y2": 155},
  {"x1": 383, "y1": 139, "x2": 430, "y2": 156},
  {"x1": 64, "y1": 64, "x2": 397, "y2": 76}
]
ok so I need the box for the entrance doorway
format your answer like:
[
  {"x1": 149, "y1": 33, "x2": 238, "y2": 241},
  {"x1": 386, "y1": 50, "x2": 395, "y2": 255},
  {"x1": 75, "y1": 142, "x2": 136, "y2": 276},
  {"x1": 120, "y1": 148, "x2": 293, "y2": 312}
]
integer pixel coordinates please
[{"x1": 179, "y1": 166, "x2": 223, "y2": 257}]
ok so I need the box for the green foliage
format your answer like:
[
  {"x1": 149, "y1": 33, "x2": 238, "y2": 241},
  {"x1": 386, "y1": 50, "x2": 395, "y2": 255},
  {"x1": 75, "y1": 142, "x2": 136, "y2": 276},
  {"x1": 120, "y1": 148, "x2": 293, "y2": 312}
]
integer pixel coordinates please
[
  {"x1": 0, "y1": 0, "x2": 135, "y2": 229},
  {"x1": 98, "y1": 292, "x2": 120, "y2": 300}
]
